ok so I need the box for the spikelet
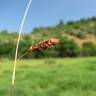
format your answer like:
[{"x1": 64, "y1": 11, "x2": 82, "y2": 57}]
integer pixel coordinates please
[
  {"x1": 19, "y1": 38, "x2": 59, "y2": 59},
  {"x1": 27, "y1": 38, "x2": 59, "y2": 52}
]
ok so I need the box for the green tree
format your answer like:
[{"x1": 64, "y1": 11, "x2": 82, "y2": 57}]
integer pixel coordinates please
[
  {"x1": 56, "y1": 37, "x2": 80, "y2": 57},
  {"x1": 81, "y1": 42, "x2": 96, "y2": 56}
]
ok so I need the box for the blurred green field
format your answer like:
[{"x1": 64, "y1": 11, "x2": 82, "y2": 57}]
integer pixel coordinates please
[{"x1": 0, "y1": 57, "x2": 96, "y2": 96}]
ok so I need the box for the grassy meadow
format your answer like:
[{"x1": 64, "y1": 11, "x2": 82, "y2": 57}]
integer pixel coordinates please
[{"x1": 0, "y1": 57, "x2": 96, "y2": 96}]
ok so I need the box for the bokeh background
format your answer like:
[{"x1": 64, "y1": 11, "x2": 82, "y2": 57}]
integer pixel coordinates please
[{"x1": 0, "y1": 0, "x2": 96, "y2": 96}]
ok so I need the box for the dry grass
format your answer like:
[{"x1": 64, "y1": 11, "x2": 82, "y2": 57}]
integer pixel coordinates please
[
  {"x1": 66, "y1": 34, "x2": 96, "y2": 47},
  {"x1": 9, "y1": 0, "x2": 32, "y2": 96}
]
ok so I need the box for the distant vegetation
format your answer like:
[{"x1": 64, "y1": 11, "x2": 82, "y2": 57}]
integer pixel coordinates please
[{"x1": 0, "y1": 17, "x2": 96, "y2": 59}]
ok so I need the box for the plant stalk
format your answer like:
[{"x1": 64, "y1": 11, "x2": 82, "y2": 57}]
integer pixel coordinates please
[{"x1": 9, "y1": 0, "x2": 32, "y2": 96}]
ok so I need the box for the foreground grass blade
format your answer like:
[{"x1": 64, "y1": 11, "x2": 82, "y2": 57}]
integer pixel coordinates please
[{"x1": 8, "y1": 0, "x2": 32, "y2": 96}]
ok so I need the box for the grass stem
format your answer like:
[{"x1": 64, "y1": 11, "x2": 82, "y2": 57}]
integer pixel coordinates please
[{"x1": 9, "y1": 0, "x2": 32, "y2": 96}]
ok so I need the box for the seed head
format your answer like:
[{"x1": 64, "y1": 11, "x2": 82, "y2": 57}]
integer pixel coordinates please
[{"x1": 28, "y1": 38, "x2": 59, "y2": 52}]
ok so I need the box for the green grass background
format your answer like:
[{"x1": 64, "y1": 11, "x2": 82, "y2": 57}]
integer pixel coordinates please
[{"x1": 0, "y1": 57, "x2": 96, "y2": 96}]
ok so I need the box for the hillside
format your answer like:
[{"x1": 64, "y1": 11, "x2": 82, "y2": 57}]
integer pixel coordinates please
[
  {"x1": 31, "y1": 17, "x2": 96, "y2": 47},
  {"x1": 0, "y1": 17, "x2": 96, "y2": 58}
]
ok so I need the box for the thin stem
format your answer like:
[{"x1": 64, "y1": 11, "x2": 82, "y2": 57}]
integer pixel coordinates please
[
  {"x1": 11, "y1": 0, "x2": 32, "y2": 90},
  {"x1": 19, "y1": 51, "x2": 29, "y2": 59}
]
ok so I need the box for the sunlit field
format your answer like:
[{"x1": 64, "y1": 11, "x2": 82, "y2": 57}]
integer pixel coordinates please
[{"x1": 0, "y1": 57, "x2": 96, "y2": 96}]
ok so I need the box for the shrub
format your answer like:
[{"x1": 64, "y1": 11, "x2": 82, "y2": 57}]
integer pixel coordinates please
[
  {"x1": 56, "y1": 37, "x2": 80, "y2": 57},
  {"x1": 81, "y1": 42, "x2": 96, "y2": 56},
  {"x1": 74, "y1": 31, "x2": 86, "y2": 39}
]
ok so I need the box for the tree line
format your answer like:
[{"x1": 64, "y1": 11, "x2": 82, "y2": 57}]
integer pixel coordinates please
[{"x1": 0, "y1": 17, "x2": 96, "y2": 59}]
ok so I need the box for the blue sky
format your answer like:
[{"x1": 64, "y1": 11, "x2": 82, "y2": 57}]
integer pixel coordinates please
[{"x1": 0, "y1": 0, "x2": 96, "y2": 33}]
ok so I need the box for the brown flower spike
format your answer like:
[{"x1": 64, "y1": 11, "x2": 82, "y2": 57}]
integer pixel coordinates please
[
  {"x1": 20, "y1": 38, "x2": 59, "y2": 58},
  {"x1": 28, "y1": 38, "x2": 59, "y2": 52}
]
